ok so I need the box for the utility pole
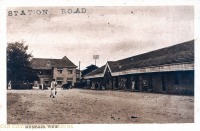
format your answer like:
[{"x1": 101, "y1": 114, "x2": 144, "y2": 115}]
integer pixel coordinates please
[{"x1": 79, "y1": 61, "x2": 81, "y2": 81}]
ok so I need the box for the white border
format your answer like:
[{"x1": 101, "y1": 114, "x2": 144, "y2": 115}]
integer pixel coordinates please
[
  {"x1": 1, "y1": 0, "x2": 200, "y2": 131},
  {"x1": 0, "y1": 0, "x2": 7, "y2": 124}
]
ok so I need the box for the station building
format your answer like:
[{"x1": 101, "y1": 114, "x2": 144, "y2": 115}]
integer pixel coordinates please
[{"x1": 84, "y1": 40, "x2": 194, "y2": 95}]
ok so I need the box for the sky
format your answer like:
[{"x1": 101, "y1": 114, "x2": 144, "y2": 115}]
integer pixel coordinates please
[{"x1": 7, "y1": 6, "x2": 194, "y2": 70}]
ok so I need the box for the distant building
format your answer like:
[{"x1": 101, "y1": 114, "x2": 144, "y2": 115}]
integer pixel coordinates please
[
  {"x1": 81, "y1": 64, "x2": 98, "y2": 77},
  {"x1": 84, "y1": 40, "x2": 194, "y2": 95},
  {"x1": 31, "y1": 56, "x2": 77, "y2": 88}
]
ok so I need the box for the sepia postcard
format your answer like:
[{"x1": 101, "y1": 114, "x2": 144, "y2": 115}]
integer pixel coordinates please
[{"x1": 1, "y1": 0, "x2": 200, "y2": 131}]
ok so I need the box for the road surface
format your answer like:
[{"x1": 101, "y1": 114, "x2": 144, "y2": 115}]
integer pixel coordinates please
[{"x1": 7, "y1": 89, "x2": 194, "y2": 124}]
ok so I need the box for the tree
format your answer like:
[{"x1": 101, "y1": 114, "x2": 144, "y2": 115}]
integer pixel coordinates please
[
  {"x1": 7, "y1": 42, "x2": 39, "y2": 84},
  {"x1": 82, "y1": 64, "x2": 98, "y2": 77}
]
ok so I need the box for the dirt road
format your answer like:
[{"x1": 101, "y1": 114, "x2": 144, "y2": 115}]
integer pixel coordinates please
[{"x1": 7, "y1": 89, "x2": 194, "y2": 124}]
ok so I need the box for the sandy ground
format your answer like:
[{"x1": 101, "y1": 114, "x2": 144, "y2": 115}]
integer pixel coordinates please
[{"x1": 7, "y1": 89, "x2": 194, "y2": 124}]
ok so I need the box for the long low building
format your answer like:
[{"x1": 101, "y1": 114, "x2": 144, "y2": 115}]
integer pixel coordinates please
[{"x1": 84, "y1": 40, "x2": 194, "y2": 95}]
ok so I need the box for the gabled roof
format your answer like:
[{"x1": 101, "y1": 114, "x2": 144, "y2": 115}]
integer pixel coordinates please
[
  {"x1": 84, "y1": 65, "x2": 106, "y2": 78},
  {"x1": 110, "y1": 40, "x2": 194, "y2": 72},
  {"x1": 31, "y1": 56, "x2": 77, "y2": 69},
  {"x1": 84, "y1": 40, "x2": 194, "y2": 78}
]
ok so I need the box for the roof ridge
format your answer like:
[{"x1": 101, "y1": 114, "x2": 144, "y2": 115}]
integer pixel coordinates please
[
  {"x1": 33, "y1": 58, "x2": 62, "y2": 60},
  {"x1": 31, "y1": 56, "x2": 77, "y2": 69},
  {"x1": 116, "y1": 39, "x2": 194, "y2": 63}
]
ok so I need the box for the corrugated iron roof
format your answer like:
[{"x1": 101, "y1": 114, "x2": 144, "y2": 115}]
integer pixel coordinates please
[{"x1": 84, "y1": 40, "x2": 194, "y2": 78}]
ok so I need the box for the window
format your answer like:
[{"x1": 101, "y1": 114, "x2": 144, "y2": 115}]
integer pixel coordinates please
[
  {"x1": 56, "y1": 77, "x2": 63, "y2": 85},
  {"x1": 57, "y1": 81, "x2": 62, "y2": 85},
  {"x1": 58, "y1": 70, "x2": 62, "y2": 73},
  {"x1": 57, "y1": 77, "x2": 63, "y2": 81},
  {"x1": 46, "y1": 61, "x2": 51, "y2": 67},
  {"x1": 57, "y1": 68, "x2": 63, "y2": 74},
  {"x1": 44, "y1": 81, "x2": 49, "y2": 84},
  {"x1": 43, "y1": 70, "x2": 51, "y2": 75},
  {"x1": 68, "y1": 70, "x2": 73, "y2": 74},
  {"x1": 67, "y1": 77, "x2": 73, "y2": 80}
]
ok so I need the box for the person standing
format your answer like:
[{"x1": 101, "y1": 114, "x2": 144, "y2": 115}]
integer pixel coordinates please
[
  {"x1": 8, "y1": 81, "x2": 12, "y2": 90},
  {"x1": 50, "y1": 79, "x2": 57, "y2": 98}
]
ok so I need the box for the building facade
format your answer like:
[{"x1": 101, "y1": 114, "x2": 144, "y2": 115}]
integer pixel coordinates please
[
  {"x1": 31, "y1": 56, "x2": 77, "y2": 88},
  {"x1": 84, "y1": 40, "x2": 194, "y2": 95}
]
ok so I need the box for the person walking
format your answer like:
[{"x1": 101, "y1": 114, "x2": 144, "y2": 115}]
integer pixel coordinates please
[
  {"x1": 8, "y1": 81, "x2": 12, "y2": 90},
  {"x1": 50, "y1": 79, "x2": 57, "y2": 98}
]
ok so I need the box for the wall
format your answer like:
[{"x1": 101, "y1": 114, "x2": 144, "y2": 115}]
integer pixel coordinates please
[
  {"x1": 38, "y1": 75, "x2": 52, "y2": 86},
  {"x1": 53, "y1": 67, "x2": 76, "y2": 87},
  {"x1": 87, "y1": 70, "x2": 194, "y2": 95},
  {"x1": 164, "y1": 71, "x2": 194, "y2": 95},
  {"x1": 112, "y1": 77, "x2": 118, "y2": 90},
  {"x1": 151, "y1": 73, "x2": 163, "y2": 93},
  {"x1": 136, "y1": 71, "x2": 194, "y2": 95}
]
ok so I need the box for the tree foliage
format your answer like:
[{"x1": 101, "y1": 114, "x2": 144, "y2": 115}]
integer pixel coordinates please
[
  {"x1": 7, "y1": 42, "x2": 39, "y2": 84},
  {"x1": 81, "y1": 64, "x2": 98, "y2": 77}
]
